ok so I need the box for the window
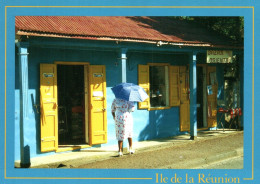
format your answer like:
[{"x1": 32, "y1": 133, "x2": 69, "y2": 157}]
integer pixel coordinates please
[
  {"x1": 149, "y1": 65, "x2": 169, "y2": 108},
  {"x1": 138, "y1": 64, "x2": 179, "y2": 110}
]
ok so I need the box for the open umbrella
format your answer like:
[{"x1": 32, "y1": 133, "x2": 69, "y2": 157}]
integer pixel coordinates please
[{"x1": 111, "y1": 83, "x2": 149, "y2": 102}]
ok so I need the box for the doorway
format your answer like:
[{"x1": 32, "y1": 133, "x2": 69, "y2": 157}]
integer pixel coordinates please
[
  {"x1": 196, "y1": 66, "x2": 207, "y2": 129},
  {"x1": 40, "y1": 63, "x2": 107, "y2": 152},
  {"x1": 57, "y1": 64, "x2": 88, "y2": 146}
]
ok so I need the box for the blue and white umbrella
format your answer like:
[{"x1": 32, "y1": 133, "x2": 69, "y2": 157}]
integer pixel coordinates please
[{"x1": 111, "y1": 83, "x2": 149, "y2": 102}]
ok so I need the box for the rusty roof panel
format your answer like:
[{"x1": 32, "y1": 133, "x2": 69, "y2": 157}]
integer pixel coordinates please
[{"x1": 15, "y1": 16, "x2": 241, "y2": 48}]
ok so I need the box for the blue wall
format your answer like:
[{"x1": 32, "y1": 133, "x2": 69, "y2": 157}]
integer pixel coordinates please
[{"x1": 15, "y1": 42, "x2": 226, "y2": 161}]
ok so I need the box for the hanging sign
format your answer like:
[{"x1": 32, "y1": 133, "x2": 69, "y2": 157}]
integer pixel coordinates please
[{"x1": 207, "y1": 50, "x2": 233, "y2": 63}]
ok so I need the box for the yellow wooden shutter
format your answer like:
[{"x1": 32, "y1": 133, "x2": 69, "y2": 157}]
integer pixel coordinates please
[
  {"x1": 169, "y1": 66, "x2": 180, "y2": 106},
  {"x1": 179, "y1": 66, "x2": 190, "y2": 132},
  {"x1": 207, "y1": 66, "x2": 218, "y2": 128},
  {"x1": 89, "y1": 65, "x2": 107, "y2": 145},
  {"x1": 40, "y1": 64, "x2": 58, "y2": 152},
  {"x1": 138, "y1": 65, "x2": 150, "y2": 109}
]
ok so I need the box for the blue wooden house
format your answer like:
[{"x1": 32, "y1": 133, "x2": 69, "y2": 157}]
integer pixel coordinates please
[{"x1": 15, "y1": 16, "x2": 244, "y2": 166}]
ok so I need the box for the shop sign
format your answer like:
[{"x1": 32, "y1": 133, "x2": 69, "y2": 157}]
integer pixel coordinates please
[
  {"x1": 43, "y1": 73, "x2": 54, "y2": 78},
  {"x1": 93, "y1": 91, "x2": 103, "y2": 97},
  {"x1": 93, "y1": 73, "x2": 103, "y2": 77},
  {"x1": 207, "y1": 50, "x2": 233, "y2": 63}
]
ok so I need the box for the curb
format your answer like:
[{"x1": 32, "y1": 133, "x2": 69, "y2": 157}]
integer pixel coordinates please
[
  {"x1": 136, "y1": 131, "x2": 243, "y2": 153},
  {"x1": 31, "y1": 152, "x2": 118, "y2": 168}
]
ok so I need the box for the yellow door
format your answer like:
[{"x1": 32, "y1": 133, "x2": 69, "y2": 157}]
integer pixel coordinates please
[
  {"x1": 89, "y1": 65, "x2": 107, "y2": 145},
  {"x1": 40, "y1": 64, "x2": 58, "y2": 152},
  {"x1": 207, "y1": 66, "x2": 218, "y2": 128},
  {"x1": 179, "y1": 66, "x2": 190, "y2": 131}
]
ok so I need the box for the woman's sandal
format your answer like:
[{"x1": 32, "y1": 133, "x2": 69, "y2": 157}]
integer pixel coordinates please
[
  {"x1": 118, "y1": 152, "x2": 123, "y2": 157},
  {"x1": 129, "y1": 148, "x2": 135, "y2": 154}
]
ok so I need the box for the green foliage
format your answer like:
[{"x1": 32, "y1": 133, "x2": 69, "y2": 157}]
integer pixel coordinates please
[{"x1": 173, "y1": 16, "x2": 244, "y2": 45}]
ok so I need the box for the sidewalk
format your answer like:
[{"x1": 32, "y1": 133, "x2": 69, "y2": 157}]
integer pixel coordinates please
[{"x1": 15, "y1": 130, "x2": 243, "y2": 168}]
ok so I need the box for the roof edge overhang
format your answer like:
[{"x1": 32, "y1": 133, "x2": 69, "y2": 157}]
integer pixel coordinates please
[{"x1": 16, "y1": 30, "x2": 244, "y2": 50}]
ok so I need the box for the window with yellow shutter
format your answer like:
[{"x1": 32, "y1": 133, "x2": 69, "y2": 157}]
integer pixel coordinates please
[
  {"x1": 138, "y1": 64, "x2": 181, "y2": 110},
  {"x1": 169, "y1": 66, "x2": 180, "y2": 106},
  {"x1": 138, "y1": 65, "x2": 150, "y2": 109}
]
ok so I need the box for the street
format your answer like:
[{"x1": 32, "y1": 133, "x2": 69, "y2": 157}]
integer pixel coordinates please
[
  {"x1": 74, "y1": 132, "x2": 243, "y2": 169},
  {"x1": 195, "y1": 156, "x2": 243, "y2": 169}
]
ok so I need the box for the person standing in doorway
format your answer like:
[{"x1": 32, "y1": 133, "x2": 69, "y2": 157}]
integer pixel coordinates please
[{"x1": 111, "y1": 98, "x2": 135, "y2": 157}]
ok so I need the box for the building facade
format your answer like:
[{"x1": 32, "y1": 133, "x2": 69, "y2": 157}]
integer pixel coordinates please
[{"x1": 15, "y1": 16, "x2": 244, "y2": 166}]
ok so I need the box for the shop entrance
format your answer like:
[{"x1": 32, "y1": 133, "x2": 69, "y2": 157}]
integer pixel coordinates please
[
  {"x1": 40, "y1": 63, "x2": 107, "y2": 152},
  {"x1": 196, "y1": 66, "x2": 207, "y2": 129},
  {"x1": 57, "y1": 65, "x2": 88, "y2": 146}
]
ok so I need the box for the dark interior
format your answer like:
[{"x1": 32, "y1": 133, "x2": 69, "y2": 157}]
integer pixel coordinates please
[
  {"x1": 149, "y1": 66, "x2": 167, "y2": 107},
  {"x1": 57, "y1": 65, "x2": 85, "y2": 145}
]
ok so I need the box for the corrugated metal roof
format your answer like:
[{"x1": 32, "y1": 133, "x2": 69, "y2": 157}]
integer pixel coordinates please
[{"x1": 15, "y1": 16, "x2": 241, "y2": 48}]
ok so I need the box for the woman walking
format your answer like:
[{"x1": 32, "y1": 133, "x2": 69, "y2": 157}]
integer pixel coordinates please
[{"x1": 111, "y1": 98, "x2": 135, "y2": 157}]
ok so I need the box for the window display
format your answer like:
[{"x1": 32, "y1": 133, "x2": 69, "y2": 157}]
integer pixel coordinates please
[{"x1": 149, "y1": 65, "x2": 169, "y2": 108}]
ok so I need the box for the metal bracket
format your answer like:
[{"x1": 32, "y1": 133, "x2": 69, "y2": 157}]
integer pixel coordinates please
[{"x1": 34, "y1": 104, "x2": 40, "y2": 113}]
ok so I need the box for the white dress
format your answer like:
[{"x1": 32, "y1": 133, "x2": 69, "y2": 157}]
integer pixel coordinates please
[{"x1": 111, "y1": 98, "x2": 135, "y2": 141}]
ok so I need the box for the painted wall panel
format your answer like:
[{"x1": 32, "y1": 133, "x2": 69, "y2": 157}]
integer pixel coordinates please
[{"x1": 15, "y1": 42, "x2": 227, "y2": 160}]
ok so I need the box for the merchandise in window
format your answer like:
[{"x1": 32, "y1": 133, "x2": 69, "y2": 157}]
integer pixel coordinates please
[{"x1": 149, "y1": 65, "x2": 169, "y2": 108}]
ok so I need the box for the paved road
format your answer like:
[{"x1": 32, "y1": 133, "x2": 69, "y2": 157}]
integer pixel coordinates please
[
  {"x1": 75, "y1": 132, "x2": 243, "y2": 169},
  {"x1": 195, "y1": 156, "x2": 243, "y2": 169}
]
